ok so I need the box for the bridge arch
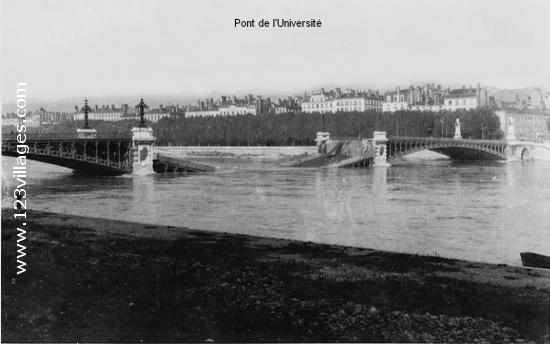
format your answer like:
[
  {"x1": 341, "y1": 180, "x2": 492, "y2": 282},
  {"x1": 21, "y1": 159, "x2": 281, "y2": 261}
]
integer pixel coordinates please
[
  {"x1": 2, "y1": 151, "x2": 130, "y2": 176},
  {"x1": 520, "y1": 147, "x2": 530, "y2": 160},
  {"x1": 386, "y1": 137, "x2": 507, "y2": 161},
  {"x1": 2, "y1": 135, "x2": 134, "y2": 175}
]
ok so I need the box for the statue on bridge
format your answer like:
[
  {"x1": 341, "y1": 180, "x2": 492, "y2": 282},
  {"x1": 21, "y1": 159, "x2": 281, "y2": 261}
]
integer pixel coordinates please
[{"x1": 454, "y1": 118, "x2": 462, "y2": 140}]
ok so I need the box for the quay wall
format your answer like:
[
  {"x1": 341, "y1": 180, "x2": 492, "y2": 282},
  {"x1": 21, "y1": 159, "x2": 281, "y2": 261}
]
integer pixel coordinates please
[
  {"x1": 155, "y1": 146, "x2": 318, "y2": 160},
  {"x1": 533, "y1": 143, "x2": 550, "y2": 161}
]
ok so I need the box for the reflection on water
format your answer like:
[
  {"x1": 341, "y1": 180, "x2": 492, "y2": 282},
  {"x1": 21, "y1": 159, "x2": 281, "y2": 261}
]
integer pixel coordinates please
[{"x1": 2, "y1": 153, "x2": 550, "y2": 265}]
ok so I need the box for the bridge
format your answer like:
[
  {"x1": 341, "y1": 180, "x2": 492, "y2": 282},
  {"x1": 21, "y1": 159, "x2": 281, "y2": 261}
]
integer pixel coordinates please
[
  {"x1": 386, "y1": 136, "x2": 509, "y2": 161},
  {"x1": 2, "y1": 133, "x2": 134, "y2": 175},
  {"x1": 2, "y1": 98, "x2": 214, "y2": 175},
  {"x1": 373, "y1": 132, "x2": 535, "y2": 165},
  {"x1": 313, "y1": 129, "x2": 535, "y2": 168}
]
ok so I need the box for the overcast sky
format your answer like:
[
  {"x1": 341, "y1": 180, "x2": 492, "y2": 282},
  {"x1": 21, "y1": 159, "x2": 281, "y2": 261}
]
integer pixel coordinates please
[{"x1": 1, "y1": 0, "x2": 549, "y2": 103}]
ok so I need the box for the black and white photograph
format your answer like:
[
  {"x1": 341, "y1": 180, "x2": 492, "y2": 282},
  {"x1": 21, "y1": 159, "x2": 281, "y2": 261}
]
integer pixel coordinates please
[{"x1": 1, "y1": 0, "x2": 550, "y2": 342}]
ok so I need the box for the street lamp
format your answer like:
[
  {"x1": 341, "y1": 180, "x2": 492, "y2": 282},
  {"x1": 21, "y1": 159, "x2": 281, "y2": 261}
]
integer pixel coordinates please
[
  {"x1": 481, "y1": 123, "x2": 485, "y2": 140},
  {"x1": 39, "y1": 107, "x2": 45, "y2": 134},
  {"x1": 76, "y1": 99, "x2": 92, "y2": 129},
  {"x1": 135, "y1": 98, "x2": 149, "y2": 128}
]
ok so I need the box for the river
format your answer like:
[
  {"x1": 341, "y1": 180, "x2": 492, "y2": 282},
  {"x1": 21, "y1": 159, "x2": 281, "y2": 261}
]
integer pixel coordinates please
[{"x1": 2, "y1": 147, "x2": 549, "y2": 265}]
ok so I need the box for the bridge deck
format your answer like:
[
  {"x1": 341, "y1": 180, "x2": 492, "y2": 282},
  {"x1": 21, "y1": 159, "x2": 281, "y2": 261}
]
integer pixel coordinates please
[
  {"x1": 323, "y1": 155, "x2": 372, "y2": 168},
  {"x1": 2, "y1": 133, "x2": 133, "y2": 141},
  {"x1": 388, "y1": 136, "x2": 508, "y2": 145},
  {"x1": 2, "y1": 134, "x2": 134, "y2": 175},
  {"x1": 153, "y1": 154, "x2": 216, "y2": 173}
]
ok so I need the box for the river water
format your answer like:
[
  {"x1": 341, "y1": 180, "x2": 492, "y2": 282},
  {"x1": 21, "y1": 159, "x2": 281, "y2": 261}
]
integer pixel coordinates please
[{"x1": 2, "y1": 147, "x2": 549, "y2": 265}]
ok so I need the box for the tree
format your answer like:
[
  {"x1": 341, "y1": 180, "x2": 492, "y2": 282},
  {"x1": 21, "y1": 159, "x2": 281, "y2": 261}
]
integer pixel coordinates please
[{"x1": 33, "y1": 108, "x2": 504, "y2": 145}]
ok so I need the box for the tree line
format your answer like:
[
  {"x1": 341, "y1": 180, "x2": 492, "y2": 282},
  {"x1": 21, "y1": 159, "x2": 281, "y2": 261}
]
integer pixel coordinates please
[
  {"x1": 18, "y1": 108, "x2": 503, "y2": 146},
  {"x1": 153, "y1": 108, "x2": 503, "y2": 146}
]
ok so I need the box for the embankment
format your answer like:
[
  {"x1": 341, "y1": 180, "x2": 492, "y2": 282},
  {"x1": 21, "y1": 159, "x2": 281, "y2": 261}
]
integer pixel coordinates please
[
  {"x1": 2, "y1": 210, "x2": 549, "y2": 342},
  {"x1": 155, "y1": 146, "x2": 318, "y2": 161}
]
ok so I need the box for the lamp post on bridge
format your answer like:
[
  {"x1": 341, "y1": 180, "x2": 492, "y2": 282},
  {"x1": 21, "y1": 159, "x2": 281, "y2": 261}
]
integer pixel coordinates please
[
  {"x1": 76, "y1": 99, "x2": 92, "y2": 129},
  {"x1": 76, "y1": 99, "x2": 97, "y2": 138},
  {"x1": 130, "y1": 98, "x2": 155, "y2": 175},
  {"x1": 135, "y1": 98, "x2": 149, "y2": 128},
  {"x1": 316, "y1": 111, "x2": 329, "y2": 155},
  {"x1": 39, "y1": 107, "x2": 45, "y2": 134}
]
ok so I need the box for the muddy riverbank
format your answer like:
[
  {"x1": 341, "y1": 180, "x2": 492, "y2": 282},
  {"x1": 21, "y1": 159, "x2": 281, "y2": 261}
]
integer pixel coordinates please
[{"x1": 2, "y1": 210, "x2": 549, "y2": 342}]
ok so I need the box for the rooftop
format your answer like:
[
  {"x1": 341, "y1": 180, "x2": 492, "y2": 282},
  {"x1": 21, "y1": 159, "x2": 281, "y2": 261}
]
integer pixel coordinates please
[{"x1": 446, "y1": 89, "x2": 477, "y2": 98}]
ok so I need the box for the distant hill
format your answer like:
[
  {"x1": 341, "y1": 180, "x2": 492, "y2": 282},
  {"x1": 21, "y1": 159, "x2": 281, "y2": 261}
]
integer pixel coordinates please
[{"x1": 485, "y1": 86, "x2": 549, "y2": 103}]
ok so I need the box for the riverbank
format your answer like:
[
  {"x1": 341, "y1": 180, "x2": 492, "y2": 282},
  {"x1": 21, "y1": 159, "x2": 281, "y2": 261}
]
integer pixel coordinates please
[{"x1": 2, "y1": 210, "x2": 549, "y2": 342}]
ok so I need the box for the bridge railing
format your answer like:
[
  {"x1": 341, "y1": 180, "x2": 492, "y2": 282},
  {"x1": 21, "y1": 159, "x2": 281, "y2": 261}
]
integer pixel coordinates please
[
  {"x1": 326, "y1": 135, "x2": 507, "y2": 145},
  {"x1": 388, "y1": 136, "x2": 508, "y2": 144},
  {"x1": 2, "y1": 132, "x2": 132, "y2": 141},
  {"x1": 330, "y1": 136, "x2": 370, "y2": 141}
]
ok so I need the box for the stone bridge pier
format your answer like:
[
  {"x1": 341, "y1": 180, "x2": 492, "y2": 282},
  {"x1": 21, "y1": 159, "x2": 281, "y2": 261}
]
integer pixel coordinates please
[
  {"x1": 506, "y1": 142, "x2": 534, "y2": 161},
  {"x1": 130, "y1": 98, "x2": 156, "y2": 175},
  {"x1": 373, "y1": 131, "x2": 391, "y2": 167},
  {"x1": 130, "y1": 127, "x2": 155, "y2": 175}
]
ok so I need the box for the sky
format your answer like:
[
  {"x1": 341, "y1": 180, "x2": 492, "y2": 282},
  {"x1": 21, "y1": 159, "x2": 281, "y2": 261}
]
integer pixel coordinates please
[{"x1": 1, "y1": 0, "x2": 550, "y2": 104}]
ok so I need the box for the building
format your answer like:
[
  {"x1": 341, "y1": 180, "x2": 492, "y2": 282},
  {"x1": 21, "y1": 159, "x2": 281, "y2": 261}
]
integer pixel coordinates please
[
  {"x1": 443, "y1": 89, "x2": 478, "y2": 111},
  {"x1": 185, "y1": 109, "x2": 221, "y2": 117},
  {"x1": 2, "y1": 109, "x2": 72, "y2": 128},
  {"x1": 219, "y1": 105, "x2": 257, "y2": 116},
  {"x1": 73, "y1": 103, "x2": 178, "y2": 123},
  {"x1": 184, "y1": 93, "x2": 305, "y2": 117},
  {"x1": 2, "y1": 112, "x2": 40, "y2": 128},
  {"x1": 274, "y1": 97, "x2": 302, "y2": 114},
  {"x1": 142, "y1": 112, "x2": 171, "y2": 123},
  {"x1": 382, "y1": 83, "x2": 489, "y2": 112},
  {"x1": 301, "y1": 88, "x2": 383, "y2": 113},
  {"x1": 36, "y1": 109, "x2": 73, "y2": 125},
  {"x1": 184, "y1": 93, "x2": 273, "y2": 117},
  {"x1": 74, "y1": 104, "x2": 127, "y2": 122},
  {"x1": 302, "y1": 91, "x2": 334, "y2": 113},
  {"x1": 185, "y1": 105, "x2": 256, "y2": 117},
  {"x1": 444, "y1": 85, "x2": 488, "y2": 111},
  {"x1": 495, "y1": 110, "x2": 550, "y2": 141},
  {"x1": 274, "y1": 107, "x2": 289, "y2": 114},
  {"x1": 383, "y1": 84, "x2": 447, "y2": 112},
  {"x1": 140, "y1": 104, "x2": 179, "y2": 122},
  {"x1": 334, "y1": 95, "x2": 382, "y2": 112}
]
